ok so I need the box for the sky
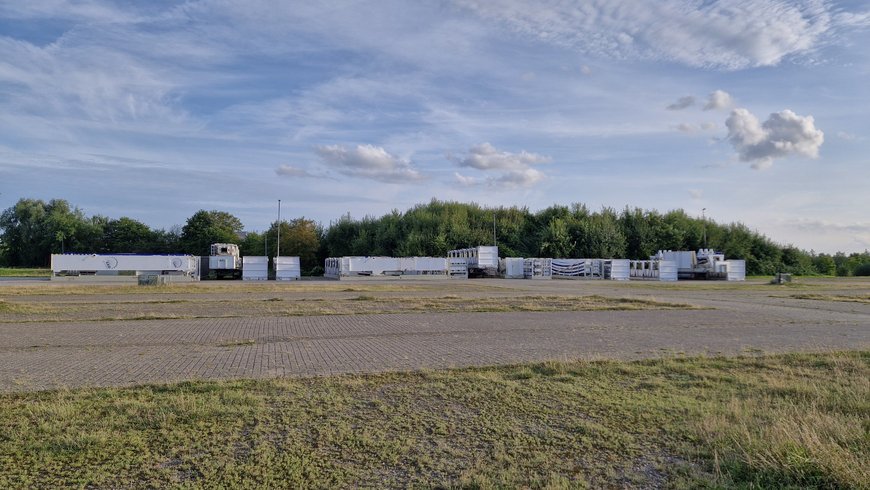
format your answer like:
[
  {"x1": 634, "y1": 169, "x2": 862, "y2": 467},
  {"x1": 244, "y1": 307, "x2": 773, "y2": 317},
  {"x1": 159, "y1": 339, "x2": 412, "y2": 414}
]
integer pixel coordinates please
[{"x1": 1, "y1": 0, "x2": 869, "y2": 253}]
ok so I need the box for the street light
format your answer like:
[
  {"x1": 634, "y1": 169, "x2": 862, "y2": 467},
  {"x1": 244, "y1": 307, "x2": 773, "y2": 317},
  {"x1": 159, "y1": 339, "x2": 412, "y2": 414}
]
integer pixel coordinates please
[
  {"x1": 702, "y1": 207, "x2": 707, "y2": 249},
  {"x1": 277, "y1": 199, "x2": 281, "y2": 258}
]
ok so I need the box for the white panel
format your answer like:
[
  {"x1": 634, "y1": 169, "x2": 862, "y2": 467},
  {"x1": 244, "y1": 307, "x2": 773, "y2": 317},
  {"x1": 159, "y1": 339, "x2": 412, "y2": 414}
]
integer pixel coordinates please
[
  {"x1": 608, "y1": 259, "x2": 630, "y2": 280},
  {"x1": 726, "y1": 260, "x2": 746, "y2": 281},
  {"x1": 658, "y1": 261, "x2": 678, "y2": 281},
  {"x1": 52, "y1": 254, "x2": 198, "y2": 273},
  {"x1": 523, "y1": 258, "x2": 552, "y2": 279},
  {"x1": 502, "y1": 258, "x2": 524, "y2": 278}
]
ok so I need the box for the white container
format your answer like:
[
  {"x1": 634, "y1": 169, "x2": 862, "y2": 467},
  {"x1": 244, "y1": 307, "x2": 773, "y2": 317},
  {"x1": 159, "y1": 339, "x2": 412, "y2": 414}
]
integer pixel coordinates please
[
  {"x1": 449, "y1": 257, "x2": 468, "y2": 279},
  {"x1": 726, "y1": 260, "x2": 746, "y2": 281},
  {"x1": 658, "y1": 260, "x2": 678, "y2": 281},
  {"x1": 447, "y1": 246, "x2": 499, "y2": 269},
  {"x1": 242, "y1": 256, "x2": 269, "y2": 281},
  {"x1": 523, "y1": 258, "x2": 551, "y2": 279},
  {"x1": 608, "y1": 259, "x2": 630, "y2": 280},
  {"x1": 501, "y1": 258, "x2": 525, "y2": 278},
  {"x1": 275, "y1": 256, "x2": 301, "y2": 281},
  {"x1": 551, "y1": 259, "x2": 602, "y2": 278}
]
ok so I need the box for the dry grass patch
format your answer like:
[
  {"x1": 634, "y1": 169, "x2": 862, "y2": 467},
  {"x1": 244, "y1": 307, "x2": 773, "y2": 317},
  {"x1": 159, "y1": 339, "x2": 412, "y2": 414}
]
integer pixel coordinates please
[
  {"x1": 0, "y1": 352, "x2": 865, "y2": 488},
  {"x1": 0, "y1": 294, "x2": 699, "y2": 323},
  {"x1": 788, "y1": 293, "x2": 870, "y2": 304}
]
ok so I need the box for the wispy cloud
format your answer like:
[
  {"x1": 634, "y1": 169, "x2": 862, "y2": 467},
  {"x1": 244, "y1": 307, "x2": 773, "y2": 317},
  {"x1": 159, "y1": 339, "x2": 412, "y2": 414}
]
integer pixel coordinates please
[
  {"x1": 458, "y1": 0, "x2": 860, "y2": 69},
  {"x1": 667, "y1": 96, "x2": 696, "y2": 110}
]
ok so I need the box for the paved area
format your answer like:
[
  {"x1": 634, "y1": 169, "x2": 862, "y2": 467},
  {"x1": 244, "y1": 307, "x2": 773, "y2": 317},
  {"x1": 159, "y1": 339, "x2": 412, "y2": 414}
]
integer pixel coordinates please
[{"x1": 1, "y1": 279, "x2": 868, "y2": 392}]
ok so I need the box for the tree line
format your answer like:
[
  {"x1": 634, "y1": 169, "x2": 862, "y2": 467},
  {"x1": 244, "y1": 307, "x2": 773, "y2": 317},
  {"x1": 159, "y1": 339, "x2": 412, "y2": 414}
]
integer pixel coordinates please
[{"x1": 2, "y1": 197, "x2": 868, "y2": 277}]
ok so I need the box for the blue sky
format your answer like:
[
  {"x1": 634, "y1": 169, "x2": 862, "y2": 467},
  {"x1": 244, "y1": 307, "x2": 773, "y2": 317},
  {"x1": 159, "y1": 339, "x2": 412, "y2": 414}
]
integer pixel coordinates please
[{"x1": 1, "y1": 0, "x2": 868, "y2": 253}]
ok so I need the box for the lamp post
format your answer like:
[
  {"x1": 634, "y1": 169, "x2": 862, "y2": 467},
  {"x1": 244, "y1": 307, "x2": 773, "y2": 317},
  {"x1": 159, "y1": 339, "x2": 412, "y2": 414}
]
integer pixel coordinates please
[
  {"x1": 277, "y1": 199, "x2": 281, "y2": 259},
  {"x1": 702, "y1": 207, "x2": 707, "y2": 249}
]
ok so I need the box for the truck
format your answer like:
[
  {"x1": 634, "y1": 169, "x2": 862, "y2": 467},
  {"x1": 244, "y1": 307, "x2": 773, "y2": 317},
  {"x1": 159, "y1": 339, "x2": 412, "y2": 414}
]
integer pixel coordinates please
[
  {"x1": 652, "y1": 249, "x2": 727, "y2": 279},
  {"x1": 208, "y1": 243, "x2": 242, "y2": 279}
]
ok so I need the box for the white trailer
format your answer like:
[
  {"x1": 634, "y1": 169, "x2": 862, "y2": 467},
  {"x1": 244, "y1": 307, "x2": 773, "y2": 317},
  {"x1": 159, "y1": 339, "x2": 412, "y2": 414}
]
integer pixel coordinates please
[
  {"x1": 51, "y1": 254, "x2": 200, "y2": 281},
  {"x1": 629, "y1": 260, "x2": 678, "y2": 281},
  {"x1": 447, "y1": 246, "x2": 499, "y2": 277},
  {"x1": 652, "y1": 249, "x2": 737, "y2": 280},
  {"x1": 324, "y1": 256, "x2": 448, "y2": 278}
]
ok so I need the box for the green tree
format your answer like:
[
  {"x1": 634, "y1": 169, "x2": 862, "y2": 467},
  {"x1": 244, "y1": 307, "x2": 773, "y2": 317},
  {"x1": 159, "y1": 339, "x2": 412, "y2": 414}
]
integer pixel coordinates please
[
  {"x1": 180, "y1": 210, "x2": 243, "y2": 255},
  {"x1": 101, "y1": 217, "x2": 155, "y2": 253},
  {"x1": 0, "y1": 198, "x2": 98, "y2": 266},
  {"x1": 267, "y1": 218, "x2": 322, "y2": 273}
]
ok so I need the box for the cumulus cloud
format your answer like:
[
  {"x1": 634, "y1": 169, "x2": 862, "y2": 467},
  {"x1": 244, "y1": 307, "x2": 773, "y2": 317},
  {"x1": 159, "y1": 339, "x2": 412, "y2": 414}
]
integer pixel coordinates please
[
  {"x1": 703, "y1": 90, "x2": 732, "y2": 110},
  {"x1": 579, "y1": 64, "x2": 592, "y2": 75},
  {"x1": 726, "y1": 108, "x2": 824, "y2": 169},
  {"x1": 667, "y1": 96, "x2": 696, "y2": 110},
  {"x1": 494, "y1": 168, "x2": 545, "y2": 187},
  {"x1": 454, "y1": 142, "x2": 550, "y2": 171},
  {"x1": 315, "y1": 144, "x2": 424, "y2": 183},
  {"x1": 459, "y1": 0, "x2": 859, "y2": 70},
  {"x1": 450, "y1": 143, "x2": 549, "y2": 188}
]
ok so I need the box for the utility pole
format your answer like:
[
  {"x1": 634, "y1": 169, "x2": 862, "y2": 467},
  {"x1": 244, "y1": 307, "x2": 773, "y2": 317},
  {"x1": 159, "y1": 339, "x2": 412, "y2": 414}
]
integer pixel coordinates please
[
  {"x1": 493, "y1": 213, "x2": 497, "y2": 247},
  {"x1": 277, "y1": 199, "x2": 281, "y2": 258},
  {"x1": 702, "y1": 207, "x2": 707, "y2": 249}
]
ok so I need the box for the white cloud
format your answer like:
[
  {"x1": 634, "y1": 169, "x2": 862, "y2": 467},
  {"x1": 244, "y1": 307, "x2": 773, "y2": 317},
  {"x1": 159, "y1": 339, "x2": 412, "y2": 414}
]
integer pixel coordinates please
[
  {"x1": 315, "y1": 144, "x2": 424, "y2": 183},
  {"x1": 667, "y1": 96, "x2": 696, "y2": 110},
  {"x1": 703, "y1": 90, "x2": 732, "y2": 111},
  {"x1": 689, "y1": 189, "x2": 703, "y2": 200},
  {"x1": 493, "y1": 168, "x2": 545, "y2": 188},
  {"x1": 454, "y1": 172, "x2": 479, "y2": 186},
  {"x1": 675, "y1": 122, "x2": 717, "y2": 133},
  {"x1": 726, "y1": 108, "x2": 824, "y2": 169},
  {"x1": 450, "y1": 143, "x2": 549, "y2": 188},
  {"x1": 454, "y1": 142, "x2": 550, "y2": 171},
  {"x1": 275, "y1": 165, "x2": 316, "y2": 178},
  {"x1": 579, "y1": 64, "x2": 592, "y2": 75},
  {"x1": 458, "y1": 0, "x2": 858, "y2": 70}
]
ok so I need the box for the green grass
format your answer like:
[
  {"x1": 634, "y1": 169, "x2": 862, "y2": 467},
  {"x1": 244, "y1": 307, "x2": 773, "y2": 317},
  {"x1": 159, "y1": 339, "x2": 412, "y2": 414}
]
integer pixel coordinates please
[
  {"x1": 1, "y1": 352, "x2": 866, "y2": 488},
  {"x1": 0, "y1": 267, "x2": 50, "y2": 277}
]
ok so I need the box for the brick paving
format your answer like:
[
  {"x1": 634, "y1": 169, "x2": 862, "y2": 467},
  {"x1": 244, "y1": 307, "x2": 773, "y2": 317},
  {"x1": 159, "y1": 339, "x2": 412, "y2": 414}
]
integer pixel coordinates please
[{"x1": 2, "y1": 293, "x2": 868, "y2": 391}]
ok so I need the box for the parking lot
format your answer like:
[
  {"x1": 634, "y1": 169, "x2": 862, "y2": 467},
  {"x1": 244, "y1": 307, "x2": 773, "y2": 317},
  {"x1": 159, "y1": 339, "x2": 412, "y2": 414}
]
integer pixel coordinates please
[{"x1": 1, "y1": 277, "x2": 868, "y2": 391}]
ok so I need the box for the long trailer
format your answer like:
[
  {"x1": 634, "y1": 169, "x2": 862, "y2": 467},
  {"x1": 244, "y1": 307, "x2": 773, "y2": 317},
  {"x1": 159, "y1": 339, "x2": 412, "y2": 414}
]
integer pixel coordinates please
[{"x1": 50, "y1": 254, "x2": 200, "y2": 281}]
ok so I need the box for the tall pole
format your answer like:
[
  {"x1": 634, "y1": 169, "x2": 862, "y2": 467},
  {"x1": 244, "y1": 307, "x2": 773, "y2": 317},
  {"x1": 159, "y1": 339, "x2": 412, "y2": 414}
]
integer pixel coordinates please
[
  {"x1": 493, "y1": 213, "x2": 497, "y2": 247},
  {"x1": 277, "y1": 199, "x2": 281, "y2": 258},
  {"x1": 702, "y1": 207, "x2": 707, "y2": 249}
]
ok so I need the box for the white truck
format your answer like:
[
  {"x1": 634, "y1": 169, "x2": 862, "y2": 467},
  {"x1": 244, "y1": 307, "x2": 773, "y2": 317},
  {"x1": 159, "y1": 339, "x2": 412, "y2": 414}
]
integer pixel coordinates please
[{"x1": 208, "y1": 243, "x2": 242, "y2": 279}]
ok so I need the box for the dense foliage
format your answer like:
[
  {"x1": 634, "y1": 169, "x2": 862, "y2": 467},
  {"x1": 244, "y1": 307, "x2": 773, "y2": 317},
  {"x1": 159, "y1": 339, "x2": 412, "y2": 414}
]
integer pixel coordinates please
[{"x1": 2, "y1": 198, "x2": 868, "y2": 276}]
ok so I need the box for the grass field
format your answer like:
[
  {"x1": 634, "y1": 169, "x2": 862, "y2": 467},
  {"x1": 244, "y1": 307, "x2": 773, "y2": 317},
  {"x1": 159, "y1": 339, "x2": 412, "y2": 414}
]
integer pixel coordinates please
[
  {"x1": 0, "y1": 352, "x2": 866, "y2": 488},
  {"x1": 0, "y1": 294, "x2": 697, "y2": 322},
  {"x1": 0, "y1": 268, "x2": 50, "y2": 277}
]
